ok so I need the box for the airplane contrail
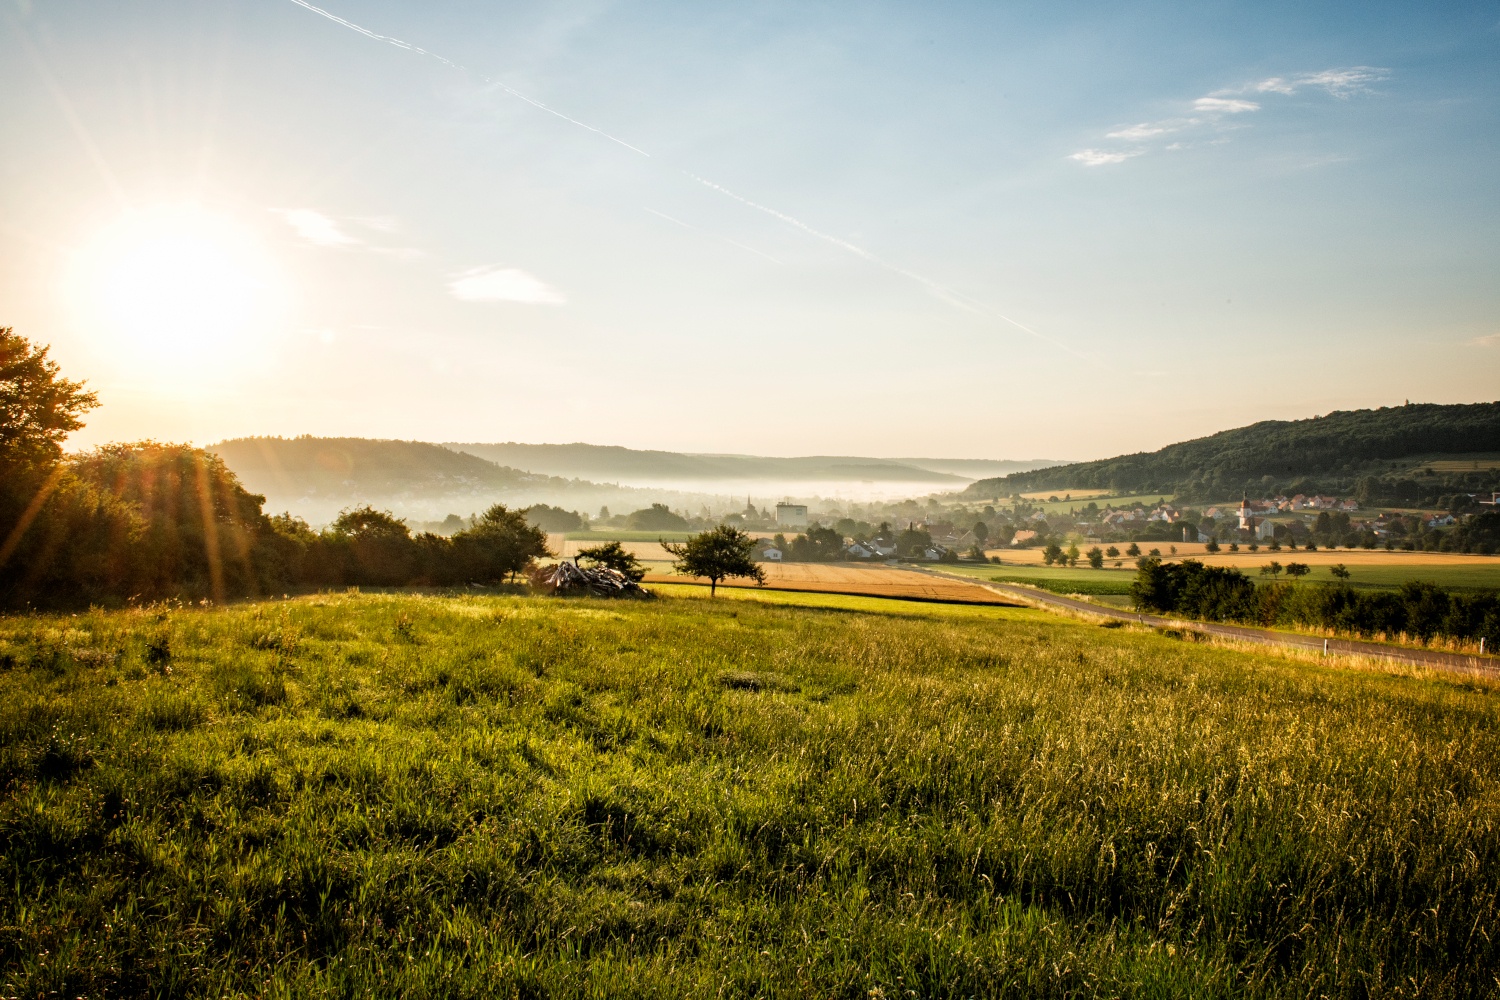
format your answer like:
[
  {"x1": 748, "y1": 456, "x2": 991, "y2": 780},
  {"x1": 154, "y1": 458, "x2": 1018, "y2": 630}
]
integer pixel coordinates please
[
  {"x1": 644, "y1": 208, "x2": 783, "y2": 265},
  {"x1": 286, "y1": 0, "x2": 650, "y2": 157},
  {"x1": 284, "y1": 0, "x2": 1084, "y2": 358}
]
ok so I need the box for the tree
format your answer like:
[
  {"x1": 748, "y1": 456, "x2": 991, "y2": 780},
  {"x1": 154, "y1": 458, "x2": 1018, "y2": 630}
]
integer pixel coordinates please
[
  {"x1": 1285, "y1": 562, "x2": 1310, "y2": 581},
  {"x1": 1126, "y1": 542, "x2": 1141, "y2": 557},
  {"x1": 523, "y1": 504, "x2": 586, "y2": 532},
  {"x1": 972, "y1": 521, "x2": 989, "y2": 546},
  {"x1": 1086, "y1": 546, "x2": 1104, "y2": 569},
  {"x1": 1065, "y1": 542, "x2": 1080, "y2": 567},
  {"x1": 1105, "y1": 546, "x2": 1120, "y2": 558},
  {"x1": 661, "y1": 525, "x2": 765, "y2": 596},
  {"x1": 1204, "y1": 538, "x2": 1220, "y2": 553},
  {"x1": 896, "y1": 525, "x2": 933, "y2": 558},
  {"x1": 452, "y1": 504, "x2": 550, "y2": 583},
  {"x1": 1329, "y1": 563, "x2": 1352, "y2": 582},
  {"x1": 575, "y1": 540, "x2": 646, "y2": 582},
  {"x1": 1042, "y1": 542, "x2": 1063, "y2": 566},
  {"x1": 0, "y1": 328, "x2": 98, "y2": 478},
  {"x1": 330, "y1": 505, "x2": 419, "y2": 586},
  {"x1": 625, "y1": 503, "x2": 689, "y2": 531},
  {"x1": 1260, "y1": 561, "x2": 1283, "y2": 578}
]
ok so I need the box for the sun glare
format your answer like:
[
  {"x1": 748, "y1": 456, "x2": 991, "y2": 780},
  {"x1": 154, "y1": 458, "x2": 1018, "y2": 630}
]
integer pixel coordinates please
[{"x1": 68, "y1": 205, "x2": 284, "y2": 383}]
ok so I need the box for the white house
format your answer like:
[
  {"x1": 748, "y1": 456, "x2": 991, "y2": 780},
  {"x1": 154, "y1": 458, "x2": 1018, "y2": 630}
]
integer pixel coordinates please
[
  {"x1": 760, "y1": 546, "x2": 783, "y2": 562},
  {"x1": 775, "y1": 503, "x2": 808, "y2": 528}
]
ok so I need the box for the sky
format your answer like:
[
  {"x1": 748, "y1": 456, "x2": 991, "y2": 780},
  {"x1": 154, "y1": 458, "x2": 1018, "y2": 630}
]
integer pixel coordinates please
[{"x1": 2, "y1": 0, "x2": 1497, "y2": 461}]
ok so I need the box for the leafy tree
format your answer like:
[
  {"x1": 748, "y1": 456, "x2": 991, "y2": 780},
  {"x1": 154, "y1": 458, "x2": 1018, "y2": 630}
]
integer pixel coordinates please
[
  {"x1": 0, "y1": 328, "x2": 97, "y2": 478},
  {"x1": 1042, "y1": 543, "x2": 1063, "y2": 566},
  {"x1": 787, "y1": 524, "x2": 844, "y2": 562},
  {"x1": 1204, "y1": 538, "x2": 1220, "y2": 553},
  {"x1": 1126, "y1": 542, "x2": 1141, "y2": 557},
  {"x1": 1105, "y1": 545, "x2": 1120, "y2": 558},
  {"x1": 1086, "y1": 546, "x2": 1104, "y2": 569},
  {"x1": 523, "y1": 504, "x2": 586, "y2": 532},
  {"x1": 575, "y1": 540, "x2": 646, "y2": 582},
  {"x1": 452, "y1": 504, "x2": 550, "y2": 583},
  {"x1": 1285, "y1": 562, "x2": 1311, "y2": 581},
  {"x1": 662, "y1": 525, "x2": 765, "y2": 596},
  {"x1": 626, "y1": 503, "x2": 690, "y2": 531},
  {"x1": 896, "y1": 526, "x2": 933, "y2": 558},
  {"x1": 1260, "y1": 561, "x2": 1283, "y2": 578},
  {"x1": 972, "y1": 521, "x2": 988, "y2": 545},
  {"x1": 1066, "y1": 542, "x2": 1080, "y2": 567},
  {"x1": 328, "y1": 506, "x2": 419, "y2": 586}
]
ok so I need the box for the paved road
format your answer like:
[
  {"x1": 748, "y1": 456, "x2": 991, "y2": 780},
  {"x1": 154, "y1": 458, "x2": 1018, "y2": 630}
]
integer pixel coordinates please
[{"x1": 958, "y1": 577, "x2": 1500, "y2": 678}]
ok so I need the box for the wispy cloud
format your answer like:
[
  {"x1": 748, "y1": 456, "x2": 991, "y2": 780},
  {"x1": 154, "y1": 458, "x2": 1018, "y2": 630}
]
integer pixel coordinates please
[
  {"x1": 280, "y1": 209, "x2": 359, "y2": 246},
  {"x1": 448, "y1": 267, "x2": 566, "y2": 305},
  {"x1": 1251, "y1": 67, "x2": 1387, "y2": 98},
  {"x1": 1068, "y1": 149, "x2": 1142, "y2": 167},
  {"x1": 285, "y1": 0, "x2": 1085, "y2": 358},
  {"x1": 1193, "y1": 97, "x2": 1259, "y2": 114},
  {"x1": 1470, "y1": 332, "x2": 1500, "y2": 348},
  {"x1": 1070, "y1": 66, "x2": 1387, "y2": 166}
]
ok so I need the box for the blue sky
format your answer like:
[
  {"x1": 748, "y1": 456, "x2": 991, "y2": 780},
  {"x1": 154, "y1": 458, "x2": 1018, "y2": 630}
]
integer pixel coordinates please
[{"x1": 2, "y1": 1, "x2": 1497, "y2": 459}]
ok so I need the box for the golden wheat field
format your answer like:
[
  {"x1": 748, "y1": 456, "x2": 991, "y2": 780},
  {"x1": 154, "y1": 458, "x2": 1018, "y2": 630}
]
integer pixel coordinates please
[{"x1": 644, "y1": 562, "x2": 1015, "y2": 603}]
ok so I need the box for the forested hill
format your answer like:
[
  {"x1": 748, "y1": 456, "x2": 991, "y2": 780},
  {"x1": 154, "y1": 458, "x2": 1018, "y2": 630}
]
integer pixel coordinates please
[
  {"x1": 964, "y1": 402, "x2": 1500, "y2": 503},
  {"x1": 210, "y1": 437, "x2": 552, "y2": 498},
  {"x1": 445, "y1": 442, "x2": 974, "y2": 485}
]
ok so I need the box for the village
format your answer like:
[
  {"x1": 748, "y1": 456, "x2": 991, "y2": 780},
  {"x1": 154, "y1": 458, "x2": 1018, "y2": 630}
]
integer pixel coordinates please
[{"x1": 747, "y1": 492, "x2": 1500, "y2": 564}]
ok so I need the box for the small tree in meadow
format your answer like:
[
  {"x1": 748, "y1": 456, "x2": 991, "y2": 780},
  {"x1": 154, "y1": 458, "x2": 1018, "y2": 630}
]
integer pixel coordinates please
[
  {"x1": 1330, "y1": 563, "x2": 1351, "y2": 581},
  {"x1": 1285, "y1": 562, "x2": 1310, "y2": 581},
  {"x1": 662, "y1": 525, "x2": 765, "y2": 596},
  {"x1": 1086, "y1": 546, "x2": 1104, "y2": 569},
  {"x1": 1260, "y1": 561, "x2": 1283, "y2": 578},
  {"x1": 1126, "y1": 543, "x2": 1141, "y2": 557}
]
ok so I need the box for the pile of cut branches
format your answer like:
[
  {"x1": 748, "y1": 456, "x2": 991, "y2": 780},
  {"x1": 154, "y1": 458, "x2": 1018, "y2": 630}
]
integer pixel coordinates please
[{"x1": 529, "y1": 559, "x2": 652, "y2": 598}]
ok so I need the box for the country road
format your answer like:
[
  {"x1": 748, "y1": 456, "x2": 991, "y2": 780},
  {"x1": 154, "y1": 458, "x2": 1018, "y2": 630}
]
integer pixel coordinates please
[{"x1": 962, "y1": 576, "x2": 1500, "y2": 678}]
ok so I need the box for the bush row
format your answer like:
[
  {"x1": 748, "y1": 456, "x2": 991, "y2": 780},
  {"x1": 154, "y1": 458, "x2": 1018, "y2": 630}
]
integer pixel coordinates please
[{"x1": 1131, "y1": 557, "x2": 1500, "y2": 643}]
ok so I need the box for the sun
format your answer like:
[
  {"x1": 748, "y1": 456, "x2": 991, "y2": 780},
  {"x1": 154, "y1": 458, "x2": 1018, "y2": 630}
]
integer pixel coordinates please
[{"x1": 68, "y1": 204, "x2": 284, "y2": 383}]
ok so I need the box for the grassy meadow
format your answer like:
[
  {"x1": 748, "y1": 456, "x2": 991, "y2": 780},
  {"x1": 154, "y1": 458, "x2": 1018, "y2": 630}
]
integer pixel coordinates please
[{"x1": 2, "y1": 589, "x2": 1499, "y2": 997}]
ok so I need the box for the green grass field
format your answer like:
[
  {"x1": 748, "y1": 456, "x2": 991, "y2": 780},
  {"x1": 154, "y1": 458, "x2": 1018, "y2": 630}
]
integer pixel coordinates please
[
  {"x1": 941, "y1": 559, "x2": 1500, "y2": 595},
  {"x1": 3, "y1": 590, "x2": 1498, "y2": 997},
  {"x1": 936, "y1": 563, "x2": 1137, "y2": 596},
  {"x1": 563, "y1": 530, "x2": 699, "y2": 543}
]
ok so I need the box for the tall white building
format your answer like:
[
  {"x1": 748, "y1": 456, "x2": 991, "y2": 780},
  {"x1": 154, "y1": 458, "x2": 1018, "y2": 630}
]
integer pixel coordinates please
[{"x1": 775, "y1": 503, "x2": 808, "y2": 528}]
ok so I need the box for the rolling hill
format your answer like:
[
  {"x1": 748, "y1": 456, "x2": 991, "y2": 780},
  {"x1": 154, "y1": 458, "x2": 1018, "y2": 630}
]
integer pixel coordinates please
[
  {"x1": 444, "y1": 442, "x2": 978, "y2": 485},
  {"x1": 964, "y1": 401, "x2": 1500, "y2": 503}
]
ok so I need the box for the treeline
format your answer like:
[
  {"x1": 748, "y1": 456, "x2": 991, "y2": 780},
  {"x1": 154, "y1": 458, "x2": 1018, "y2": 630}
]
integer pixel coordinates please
[
  {"x1": 0, "y1": 330, "x2": 548, "y2": 609},
  {"x1": 1131, "y1": 557, "x2": 1500, "y2": 645},
  {"x1": 967, "y1": 402, "x2": 1500, "y2": 502}
]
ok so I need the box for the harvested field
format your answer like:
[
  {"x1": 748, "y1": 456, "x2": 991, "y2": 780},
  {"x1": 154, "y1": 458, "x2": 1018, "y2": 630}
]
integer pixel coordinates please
[{"x1": 644, "y1": 561, "x2": 1017, "y2": 604}]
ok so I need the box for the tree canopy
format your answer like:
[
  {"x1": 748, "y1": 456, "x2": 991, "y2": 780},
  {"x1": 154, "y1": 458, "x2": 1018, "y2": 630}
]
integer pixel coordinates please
[
  {"x1": 661, "y1": 526, "x2": 765, "y2": 596},
  {"x1": 0, "y1": 327, "x2": 97, "y2": 477}
]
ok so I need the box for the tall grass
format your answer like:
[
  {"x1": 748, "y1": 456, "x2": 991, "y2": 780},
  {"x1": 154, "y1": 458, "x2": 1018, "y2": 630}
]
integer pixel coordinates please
[{"x1": 1, "y1": 592, "x2": 1497, "y2": 997}]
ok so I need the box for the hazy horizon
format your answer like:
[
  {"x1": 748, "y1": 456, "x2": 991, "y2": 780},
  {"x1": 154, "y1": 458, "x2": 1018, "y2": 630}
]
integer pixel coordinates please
[{"x1": 4, "y1": 2, "x2": 1497, "y2": 460}]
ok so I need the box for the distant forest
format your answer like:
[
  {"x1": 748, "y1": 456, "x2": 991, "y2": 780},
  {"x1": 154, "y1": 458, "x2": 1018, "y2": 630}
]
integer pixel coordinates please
[{"x1": 966, "y1": 402, "x2": 1500, "y2": 505}]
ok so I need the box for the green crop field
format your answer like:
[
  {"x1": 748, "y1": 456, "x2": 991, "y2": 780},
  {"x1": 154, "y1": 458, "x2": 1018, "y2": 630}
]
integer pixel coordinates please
[
  {"x1": 936, "y1": 563, "x2": 1137, "y2": 595},
  {"x1": 563, "y1": 530, "x2": 699, "y2": 543},
  {"x1": 3, "y1": 590, "x2": 1498, "y2": 997},
  {"x1": 940, "y1": 559, "x2": 1500, "y2": 596}
]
